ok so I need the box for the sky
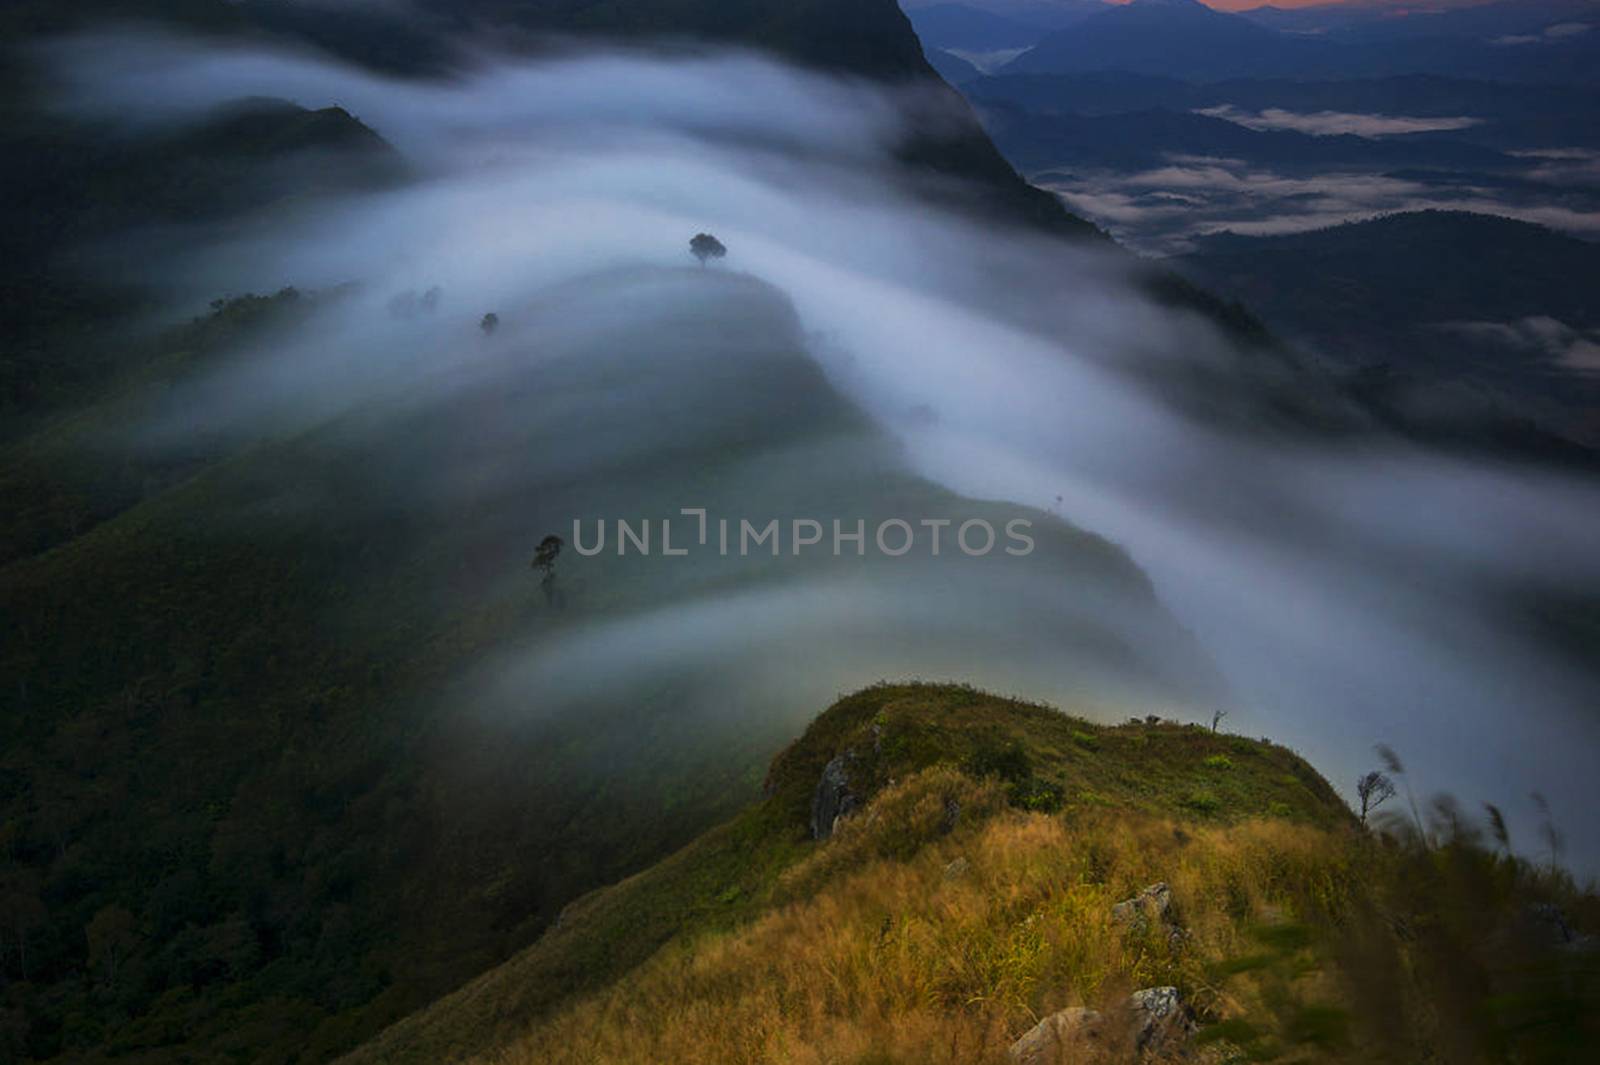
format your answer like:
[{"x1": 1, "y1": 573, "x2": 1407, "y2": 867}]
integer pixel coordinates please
[{"x1": 1110, "y1": 0, "x2": 1484, "y2": 10}]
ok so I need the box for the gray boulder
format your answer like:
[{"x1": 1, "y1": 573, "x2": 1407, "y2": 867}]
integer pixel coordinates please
[
  {"x1": 810, "y1": 752, "x2": 858, "y2": 840},
  {"x1": 1007, "y1": 1007, "x2": 1101, "y2": 1065},
  {"x1": 1113, "y1": 882, "x2": 1185, "y2": 948},
  {"x1": 1129, "y1": 986, "x2": 1197, "y2": 1056},
  {"x1": 1112, "y1": 882, "x2": 1173, "y2": 928},
  {"x1": 1006, "y1": 987, "x2": 1196, "y2": 1064}
]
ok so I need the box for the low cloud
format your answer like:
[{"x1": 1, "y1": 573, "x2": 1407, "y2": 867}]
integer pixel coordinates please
[
  {"x1": 1438, "y1": 317, "x2": 1600, "y2": 374},
  {"x1": 36, "y1": 30, "x2": 1600, "y2": 869},
  {"x1": 1196, "y1": 105, "x2": 1483, "y2": 138},
  {"x1": 944, "y1": 47, "x2": 1030, "y2": 74},
  {"x1": 1038, "y1": 158, "x2": 1600, "y2": 253},
  {"x1": 1493, "y1": 21, "x2": 1592, "y2": 45}
]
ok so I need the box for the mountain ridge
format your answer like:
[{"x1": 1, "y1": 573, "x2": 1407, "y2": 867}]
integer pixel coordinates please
[
  {"x1": 0, "y1": 264, "x2": 1219, "y2": 1063},
  {"x1": 338, "y1": 683, "x2": 1600, "y2": 1065},
  {"x1": 335, "y1": 683, "x2": 1355, "y2": 1065}
]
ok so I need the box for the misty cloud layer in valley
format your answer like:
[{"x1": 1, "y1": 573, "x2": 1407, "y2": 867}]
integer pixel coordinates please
[
  {"x1": 36, "y1": 31, "x2": 1600, "y2": 867},
  {"x1": 1037, "y1": 158, "x2": 1600, "y2": 254}
]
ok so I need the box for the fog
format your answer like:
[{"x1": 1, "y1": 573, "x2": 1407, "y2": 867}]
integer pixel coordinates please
[{"x1": 39, "y1": 31, "x2": 1600, "y2": 869}]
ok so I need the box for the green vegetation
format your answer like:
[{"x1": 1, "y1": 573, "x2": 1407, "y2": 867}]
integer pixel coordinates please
[
  {"x1": 4, "y1": 8, "x2": 1590, "y2": 1065},
  {"x1": 340, "y1": 683, "x2": 1353, "y2": 1065},
  {"x1": 0, "y1": 261, "x2": 1210, "y2": 1063},
  {"x1": 0, "y1": 98, "x2": 402, "y2": 428},
  {"x1": 341, "y1": 684, "x2": 1596, "y2": 1065}
]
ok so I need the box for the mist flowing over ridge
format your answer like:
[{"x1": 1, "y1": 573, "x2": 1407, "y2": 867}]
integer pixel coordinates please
[{"x1": 29, "y1": 28, "x2": 1600, "y2": 879}]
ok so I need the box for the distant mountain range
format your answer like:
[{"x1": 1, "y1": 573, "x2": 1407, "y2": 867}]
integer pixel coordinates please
[
  {"x1": 905, "y1": 2, "x2": 1053, "y2": 50},
  {"x1": 1241, "y1": 0, "x2": 1599, "y2": 42},
  {"x1": 1001, "y1": 0, "x2": 1600, "y2": 83},
  {"x1": 963, "y1": 70, "x2": 1600, "y2": 150},
  {"x1": 1175, "y1": 210, "x2": 1600, "y2": 448},
  {"x1": 969, "y1": 69, "x2": 1597, "y2": 134},
  {"x1": 980, "y1": 103, "x2": 1519, "y2": 174}
]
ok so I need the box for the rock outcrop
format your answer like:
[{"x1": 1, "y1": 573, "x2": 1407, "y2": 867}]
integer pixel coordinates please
[
  {"x1": 810, "y1": 753, "x2": 859, "y2": 840},
  {"x1": 1128, "y1": 986, "x2": 1197, "y2": 1056},
  {"x1": 1008, "y1": 1006, "x2": 1103, "y2": 1065},
  {"x1": 1007, "y1": 987, "x2": 1197, "y2": 1064},
  {"x1": 1113, "y1": 882, "x2": 1185, "y2": 947}
]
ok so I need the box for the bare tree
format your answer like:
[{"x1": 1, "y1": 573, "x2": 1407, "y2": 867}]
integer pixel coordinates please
[
  {"x1": 1210, "y1": 708, "x2": 1228, "y2": 734},
  {"x1": 1356, "y1": 770, "x2": 1396, "y2": 827}
]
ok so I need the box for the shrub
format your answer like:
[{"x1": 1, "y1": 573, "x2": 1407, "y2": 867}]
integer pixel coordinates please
[
  {"x1": 966, "y1": 740, "x2": 1032, "y2": 784},
  {"x1": 1008, "y1": 777, "x2": 1064, "y2": 813}
]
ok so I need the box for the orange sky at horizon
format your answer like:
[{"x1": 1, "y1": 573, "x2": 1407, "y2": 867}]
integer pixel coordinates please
[{"x1": 1104, "y1": 0, "x2": 1480, "y2": 11}]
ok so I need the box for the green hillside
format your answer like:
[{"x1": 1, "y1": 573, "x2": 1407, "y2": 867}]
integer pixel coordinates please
[
  {"x1": 0, "y1": 99, "x2": 403, "y2": 427},
  {"x1": 0, "y1": 268, "x2": 1214, "y2": 1062},
  {"x1": 342, "y1": 684, "x2": 1599, "y2": 1065}
]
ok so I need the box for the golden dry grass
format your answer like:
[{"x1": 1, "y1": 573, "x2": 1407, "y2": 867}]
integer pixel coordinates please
[
  {"x1": 346, "y1": 687, "x2": 1597, "y2": 1065},
  {"x1": 477, "y1": 768, "x2": 1355, "y2": 1065}
]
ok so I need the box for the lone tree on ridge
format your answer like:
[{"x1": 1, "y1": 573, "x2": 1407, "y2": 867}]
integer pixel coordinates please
[{"x1": 690, "y1": 233, "x2": 727, "y2": 267}]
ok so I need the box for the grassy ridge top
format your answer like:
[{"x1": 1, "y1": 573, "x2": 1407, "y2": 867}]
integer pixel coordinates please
[
  {"x1": 350, "y1": 684, "x2": 1600, "y2": 1065},
  {"x1": 342, "y1": 683, "x2": 1354, "y2": 1065}
]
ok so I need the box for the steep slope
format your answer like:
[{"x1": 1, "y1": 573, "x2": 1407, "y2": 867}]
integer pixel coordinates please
[
  {"x1": 0, "y1": 98, "x2": 404, "y2": 426},
  {"x1": 0, "y1": 0, "x2": 1100, "y2": 433},
  {"x1": 0, "y1": 268, "x2": 1218, "y2": 1063},
  {"x1": 338, "y1": 683, "x2": 1354, "y2": 1065},
  {"x1": 342, "y1": 684, "x2": 1600, "y2": 1065}
]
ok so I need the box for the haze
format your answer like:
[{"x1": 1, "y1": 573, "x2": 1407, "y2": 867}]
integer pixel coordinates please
[{"x1": 39, "y1": 30, "x2": 1600, "y2": 870}]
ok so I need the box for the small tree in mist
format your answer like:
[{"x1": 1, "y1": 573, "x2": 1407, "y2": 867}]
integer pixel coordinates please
[
  {"x1": 1210, "y1": 708, "x2": 1228, "y2": 734},
  {"x1": 532, "y1": 534, "x2": 563, "y2": 606},
  {"x1": 1356, "y1": 770, "x2": 1396, "y2": 827},
  {"x1": 690, "y1": 233, "x2": 727, "y2": 267},
  {"x1": 480, "y1": 312, "x2": 500, "y2": 336}
]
